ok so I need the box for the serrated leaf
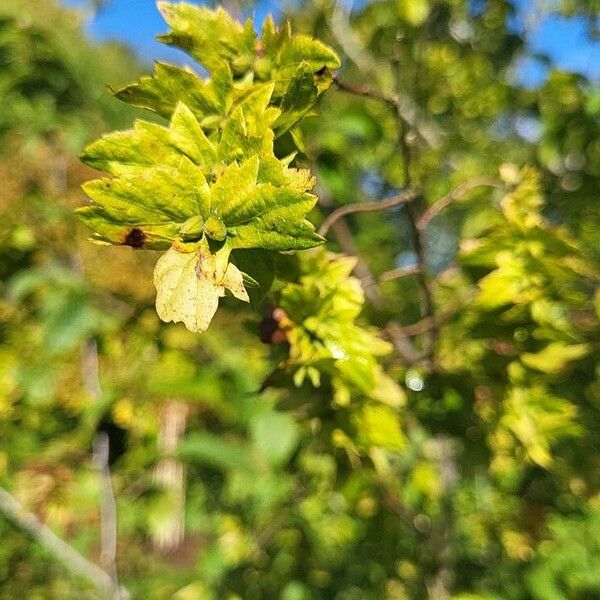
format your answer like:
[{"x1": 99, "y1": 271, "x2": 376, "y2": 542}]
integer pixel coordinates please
[
  {"x1": 277, "y1": 33, "x2": 341, "y2": 72},
  {"x1": 211, "y1": 155, "x2": 260, "y2": 217},
  {"x1": 81, "y1": 120, "x2": 174, "y2": 173},
  {"x1": 113, "y1": 62, "x2": 228, "y2": 120},
  {"x1": 277, "y1": 251, "x2": 401, "y2": 404},
  {"x1": 273, "y1": 66, "x2": 320, "y2": 136},
  {"x1": 81, "y1": 105, "x2": 217, "y2": 177},
  {"x1": 76, "y1": 206, "x2": 178, "y2": 249},
  {"x1": 157, "y1": 3, "x2": 256, "y2": 74},
  {"x1": 169, "y1": 102, "x2": 218, "y2": 172},
  {"x1": 154, "y1": 244, "x2": 249, "y2": 333},
  {"x1": 232, "y1": 216, "x2": 323, "y2": 251},
  {"x1": 82, "y1": 159, "x2": 209, "y2": 223},
  {"x1": 217, "y1": 84, "x2": 279, "y2": 163},
  {"x1": 154, "y1": 3, "x2": 338, "y2": 137}
]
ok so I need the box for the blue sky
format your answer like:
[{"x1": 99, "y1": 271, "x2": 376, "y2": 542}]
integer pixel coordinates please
[{"x1": 61, "y1": 0, "x2": 599, "y2": 83}]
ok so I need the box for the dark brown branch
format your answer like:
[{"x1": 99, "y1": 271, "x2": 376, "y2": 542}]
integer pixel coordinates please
[
  {"x1": 417, "y1": 177, "x2": 504, "y2": 230},
  {"x1": 385, "y1": 321, "x2": 429, "y2": 366},
  {"x1": 332, "y1": 75, "x2": 442, "y2": 147},
  {"x1": 406, "y1": 199, "x2": 437, "y2": 350},
  {"x1": 329, "y1": 69, "x2": 439, "y2": 358},
  {"x1": 318, "y1": 189, "x2": 416, "y2": 236},
  {"x1": 332, "y1": 74, "x2": 398, "y2": 109},
  {"x1": 389, "y1": 79, "x2": 438, "y2": 355}
]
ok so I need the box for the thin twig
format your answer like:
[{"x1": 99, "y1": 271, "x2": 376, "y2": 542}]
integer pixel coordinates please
[
  {"x1": 318, "y1": 189, "x2": 416, "y2": 236},
  {"x1": 0, "y1": 486, "x2": 130, "y2": 599},
  {"x1": 332, "y1": 75, "x2": 397, "y2": 109},
  {"x1": 389, "y1": 288, "x2": 474, "y2": 338},
  {"x1": 385, "y1": 321, "x2": 429, "y2": 366},
  {"x1": 362, "y1": 265, "x2": 421, "y2": 288},
  {"x1": 379, "y1": 265, "x2": 421, "y2": 282},
  {"x1": 328, "y1": 18, "x2": 441, "y2": 359},
  {"x1": 332, "y1": 75, "x2": 442, "y2": 148},
  {"x1": 406, "y1": 199, "x2": 437, "y2": 350},
  {"x1": 417, "y1": 177, "x2": 504, "y2": 230},
  {"x1": 330, "y1": 0, "x2": 441, "y2": 147},
  {"x1": 388, "y1": 52, "x2": 438, "y2": 355}
]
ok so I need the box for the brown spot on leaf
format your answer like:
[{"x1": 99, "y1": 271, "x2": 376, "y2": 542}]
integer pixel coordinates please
[
  {"x1": 315, "y1": 66, "x2": 328, "y2": 76},
  {"x1": 123, "y1": 228, "x2": 146, "y2": 249}
]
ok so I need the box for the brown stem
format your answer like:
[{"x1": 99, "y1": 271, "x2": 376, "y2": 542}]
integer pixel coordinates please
[
  {"x1": 332, "y1": 74, "x2": 398, "y2": 109},
  {"x1": 378, "y1": 265, "x2": 421, "y2": 282},
  {"x1": 406, "y1": 199, "x2": 437, "y2": 351},
  {"x1": 362, "y1": 265, "x2": 421, "y2": 290},
  {"x1": 417, "y1": 177, "x2": 504, "y2": 231},
  {"x1": 318, "y1": 189, "x2": 416, "y2": 236}
]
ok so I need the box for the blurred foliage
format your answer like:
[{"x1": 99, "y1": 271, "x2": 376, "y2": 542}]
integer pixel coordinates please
[{"x1": 0, "y1": 0, "x2": 599, "y2": 599}]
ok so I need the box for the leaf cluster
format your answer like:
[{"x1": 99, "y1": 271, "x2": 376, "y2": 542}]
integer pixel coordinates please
[{"x1": 78, "y1": 2, "x2": 340, "y2": 332}]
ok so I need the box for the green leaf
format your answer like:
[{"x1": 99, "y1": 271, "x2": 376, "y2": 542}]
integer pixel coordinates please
[
  {"x1": 81, "y1": 104, "x2": 217, "y2": 177},
  {"x1": 249, "y1": 411, "x2": 299, "y2": 466},
  {"x1": 217, "y1": 84, "x2": 279, "y2": 163},
  {"x1": 76, "y1": 207, "x2": 178, "y2": 249},
  {"x1": 230, "y1": 249, "x2": 275, "y2": 307},
  {"x1": 113, "y1": 62, "x2": 229, "y2": 120},
  {"x1": 232, "y1": 216, "x2": 323, "y2": 251},
  {"x1": 353, "y1": 404, "x2": 406, "y2": 451},
  {"x1": 275, "y1": 33, "x2": 341, "y2": 73},
  {"x1": 277, "y1": 251, "x2": 403, "y2": 404},
  {"x1": 179, "y1": 432, "x2": 253, "y2": 471},
  {"x1": 501, "y1": 386, "x2": 580, "y2": 468},
  {"x1": 81, "y1": 159, "x2": 209, "y2": 223},
  {"x1": 273, "y1": 66, "x2": 321, "y2": 136},
  {"x1": 211, "y1": 156, "x2": 261, "y2": 218}
]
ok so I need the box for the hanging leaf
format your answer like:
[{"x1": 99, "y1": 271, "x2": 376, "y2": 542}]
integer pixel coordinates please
[{"x1": 154, "y1": 244, "x2": 249, "y2": 333}]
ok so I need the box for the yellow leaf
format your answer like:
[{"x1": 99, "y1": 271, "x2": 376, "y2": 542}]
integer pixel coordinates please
[
  {"x1": 154, "y1": 244, "x2": 248, "y2": 333},
  {"x1": 521, "y1": 342, "x2": 590, "y2": 374}
]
